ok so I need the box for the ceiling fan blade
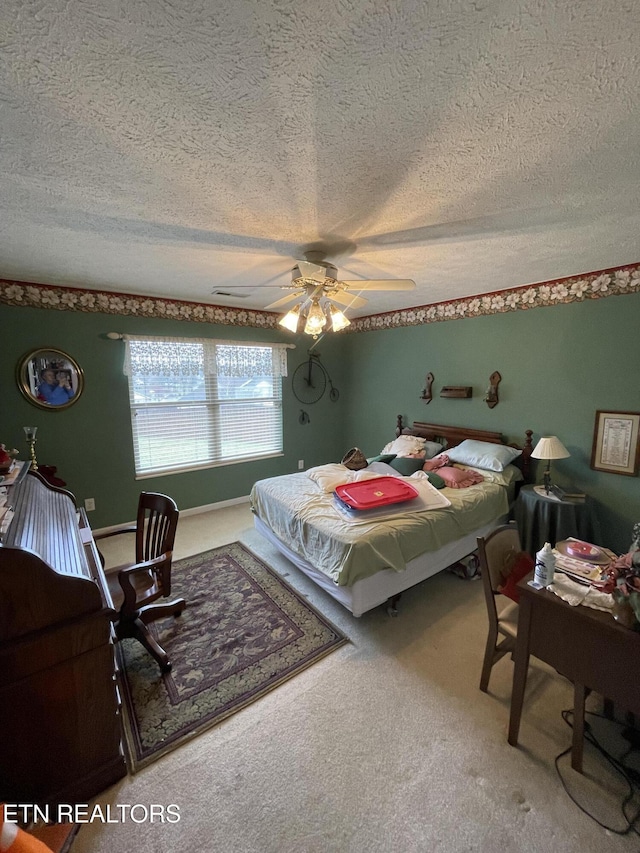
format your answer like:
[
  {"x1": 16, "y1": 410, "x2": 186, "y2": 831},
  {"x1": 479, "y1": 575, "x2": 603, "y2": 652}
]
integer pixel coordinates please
[
  {"x1": 328, "y1": 290, "x2": 368, "y2": 310},
  {"x1": 264, "y1": 291, "x2": 304, "y2": 310},
  {"x1": 341, "y1": 279, "x2": 416, "y2": 291}
]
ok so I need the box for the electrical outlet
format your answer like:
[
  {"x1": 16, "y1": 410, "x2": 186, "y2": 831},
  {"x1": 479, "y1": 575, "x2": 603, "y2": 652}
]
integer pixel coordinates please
[
  {"x1": 298, "y1": 459, "x2": 304, "y2": 470},
  {"x1": 84, "y1": 498, "x2": 95, "y2": 512}
]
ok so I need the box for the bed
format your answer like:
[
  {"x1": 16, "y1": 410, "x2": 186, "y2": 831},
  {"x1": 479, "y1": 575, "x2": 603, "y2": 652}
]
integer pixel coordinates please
[{"x1": 251, "y1": 418, "x2": 533, "y2": 616}]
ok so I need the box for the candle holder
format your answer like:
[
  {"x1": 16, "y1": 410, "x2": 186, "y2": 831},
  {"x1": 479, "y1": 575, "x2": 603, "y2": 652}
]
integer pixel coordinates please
[{"x1": 23, "y1": 426, "x2": 38, "y2": 471}]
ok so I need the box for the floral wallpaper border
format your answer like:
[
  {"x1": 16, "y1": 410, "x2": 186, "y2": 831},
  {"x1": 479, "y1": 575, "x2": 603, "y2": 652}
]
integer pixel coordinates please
[
  {"x1": 1, "y1": 262, "x2": 639, "y2": 332},
  {"x1": 349, "y1": 262, "x2": 640, "y2": 332}
]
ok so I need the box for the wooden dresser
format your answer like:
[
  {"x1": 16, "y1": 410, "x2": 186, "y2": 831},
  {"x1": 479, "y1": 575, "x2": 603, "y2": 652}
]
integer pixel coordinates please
[{"x1": 0, "y1": 469, "x2": 126, "y2": 806}]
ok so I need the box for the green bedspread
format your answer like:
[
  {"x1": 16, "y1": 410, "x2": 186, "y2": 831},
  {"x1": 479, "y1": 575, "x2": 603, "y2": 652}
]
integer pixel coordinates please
[{"x1": 251, "y1": 469, "x2": 509, "y2": 587}]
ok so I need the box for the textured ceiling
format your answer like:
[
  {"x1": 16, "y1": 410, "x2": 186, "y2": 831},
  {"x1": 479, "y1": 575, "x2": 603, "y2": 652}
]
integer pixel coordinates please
[{"x1": 1, "y1": 1, "x2": 639, "y2": 319}]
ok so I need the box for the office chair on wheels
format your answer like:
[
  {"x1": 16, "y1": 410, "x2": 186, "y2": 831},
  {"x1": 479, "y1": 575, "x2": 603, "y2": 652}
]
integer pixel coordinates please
[{"x1": 96, "y1": 492, "x2": 185, "y2": 673}]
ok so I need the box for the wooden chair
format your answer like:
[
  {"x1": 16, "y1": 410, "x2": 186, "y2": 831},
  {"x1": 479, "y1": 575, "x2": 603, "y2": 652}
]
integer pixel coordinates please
[
  {"x1": 96, "y1": 492, "x2": 185, "y2": 673},
  {"x1": 477, "y1": 522, "x2": 522, "y2": 692}
]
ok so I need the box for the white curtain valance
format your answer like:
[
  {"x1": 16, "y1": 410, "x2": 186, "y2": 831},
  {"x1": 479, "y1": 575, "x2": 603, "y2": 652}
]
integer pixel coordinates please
[{"x1": 122, "y1": 335, "x2": 293, "y2": 378}]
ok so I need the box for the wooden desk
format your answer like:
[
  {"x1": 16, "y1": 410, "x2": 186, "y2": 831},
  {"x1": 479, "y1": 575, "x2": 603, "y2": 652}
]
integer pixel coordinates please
[{"x1": 508, "y1": 577, "x2": 640, "y2": 772}]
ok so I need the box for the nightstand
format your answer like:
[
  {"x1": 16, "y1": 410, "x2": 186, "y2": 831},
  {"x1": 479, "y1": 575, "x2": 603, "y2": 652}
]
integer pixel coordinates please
[{"x1": 514, "y1": 484, "x2": 600, "y2": 556}]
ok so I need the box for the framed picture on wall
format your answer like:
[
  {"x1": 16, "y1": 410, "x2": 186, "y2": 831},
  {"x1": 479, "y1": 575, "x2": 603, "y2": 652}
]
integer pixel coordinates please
[
  {"x1": 17, "y1": 348, "x2": 84, "y2": 411},
  {"x1": 590, "y1": 410, "x2": 640, "y2": 476}
]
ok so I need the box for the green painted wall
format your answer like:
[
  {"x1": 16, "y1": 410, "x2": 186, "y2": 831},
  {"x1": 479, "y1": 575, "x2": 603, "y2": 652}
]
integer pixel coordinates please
[
  {"x1": 2, "y1": 293, "x2": 639, "y2": 552},
  {"x1": 340, "y1": 292, "x2": 640, "y2": 554},
  {"x1": 0, "y1": 305, "x2": 347, "y2": 527}
]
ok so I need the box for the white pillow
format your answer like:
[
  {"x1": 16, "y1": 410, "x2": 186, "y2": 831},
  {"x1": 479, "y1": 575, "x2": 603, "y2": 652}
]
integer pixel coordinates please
[
  {"x1": 381, "y1": 435, "x2": 427, "y2": 457},
  {"x1": 446, "y1": 439, "x2": 522, "y2": 472}
]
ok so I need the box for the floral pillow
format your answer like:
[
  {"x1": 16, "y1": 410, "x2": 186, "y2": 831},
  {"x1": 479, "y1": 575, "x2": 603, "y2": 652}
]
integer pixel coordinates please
[
  {"x1": 381, "y1": 435, "x2": 444, "y2": 459},
  {"x1": 381, "y1": 435, "x2": 427, "y2": 457}
]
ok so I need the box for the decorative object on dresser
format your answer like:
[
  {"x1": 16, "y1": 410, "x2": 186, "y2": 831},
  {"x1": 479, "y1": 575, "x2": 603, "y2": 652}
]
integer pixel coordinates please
[
  {"x1": 16, "y1": 348, "x2": 84, "y2": 411},
  {"x1": 96, "y1": 492, "x2": 184, "y2": 674},
  {"x1": 0, "y1": 445, "x2": 18, "y2": 479},
  {"x1": 421, "y1": 372, "x2": 435, "y2": 403},
  {"x1": 23, "y1": 425, "x2": 38, "y2": 470},
  {"x1": 590, "y1": 410, "x2": 640, "y2": 476},
  {"x1": 0, "y1": 470, "x2": 126, "y2": 807},
  {"x1": 117, "y1": 542, "x2": 347, "y2": 772},
  {"x1": 483, "y1": 371, "x2": 501, "y2": 408},
  {"x1": 440, "y1": 385, "x2": 472, "y2": 398},
  {"x1": 530, "y1": 435, "x2": 570, "y2": 495}
]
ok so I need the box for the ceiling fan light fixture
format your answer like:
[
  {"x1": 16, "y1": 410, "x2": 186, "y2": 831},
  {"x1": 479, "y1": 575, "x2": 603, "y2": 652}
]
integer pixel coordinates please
[
  {"x1": 303, "y1": 298, "x2": 327, "y2": 337},
  {"x1": 279, "y1": 303, "x2": 303, "y2": 333},
  {"x1": 328, "y1": 303, "x2": 350, "y2": 332}
]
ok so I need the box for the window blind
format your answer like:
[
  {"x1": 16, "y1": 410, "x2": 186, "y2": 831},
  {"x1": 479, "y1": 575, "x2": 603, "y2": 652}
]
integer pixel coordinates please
[{"x1": 123, "y1": 336, "x2": 289, "y2": 477}]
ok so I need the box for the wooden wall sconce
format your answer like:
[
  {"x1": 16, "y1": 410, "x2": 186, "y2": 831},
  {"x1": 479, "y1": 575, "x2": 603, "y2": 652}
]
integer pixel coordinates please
[
  {"x1": 483, "y1": 371, "x2": 501, "y2": 408},
  {"x1": 421, "y1": 372, "x2": 434, "y2": 403},
  {"x1": 440, "y1": 386, "x2": 472, "y2": 398}
]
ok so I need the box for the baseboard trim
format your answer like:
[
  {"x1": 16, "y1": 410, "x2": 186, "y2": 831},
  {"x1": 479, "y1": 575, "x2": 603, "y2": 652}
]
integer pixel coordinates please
[{"x1": 92, "y1": 495, "x2": 251, "y2": 537}]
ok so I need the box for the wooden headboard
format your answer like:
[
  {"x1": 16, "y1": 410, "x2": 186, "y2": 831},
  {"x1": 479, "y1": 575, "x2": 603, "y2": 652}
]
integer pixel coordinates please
[{"x1": 395, "y1": 415, "x2": 534, "y2": 481}]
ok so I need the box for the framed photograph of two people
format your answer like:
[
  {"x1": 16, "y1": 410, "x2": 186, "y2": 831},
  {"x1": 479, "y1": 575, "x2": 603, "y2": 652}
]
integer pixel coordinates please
[{"x1": 17, "y1": 348, "x2": 84, "y2": 411}]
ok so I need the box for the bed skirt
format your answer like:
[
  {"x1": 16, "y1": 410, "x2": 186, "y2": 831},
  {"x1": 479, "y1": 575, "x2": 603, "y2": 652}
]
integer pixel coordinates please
[{"x1": 254, "y1": 513, "x2": 506, "y2": 617}]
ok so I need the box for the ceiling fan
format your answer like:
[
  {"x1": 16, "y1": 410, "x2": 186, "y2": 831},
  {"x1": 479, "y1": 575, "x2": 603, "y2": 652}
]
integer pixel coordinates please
[{"x1": 265, "y1": 252, "x2": 416, "y2": 337}]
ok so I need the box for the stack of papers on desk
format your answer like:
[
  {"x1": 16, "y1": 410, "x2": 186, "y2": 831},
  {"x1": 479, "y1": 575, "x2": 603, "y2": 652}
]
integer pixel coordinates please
[{"x1": 1, "y1": 460, "x2": 24, "y2": 486}]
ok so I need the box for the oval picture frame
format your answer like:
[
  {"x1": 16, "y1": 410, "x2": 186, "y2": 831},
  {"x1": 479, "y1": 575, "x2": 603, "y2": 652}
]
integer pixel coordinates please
[{"x1": 17, "y1": 348, "x2": 84, "y2": 411}]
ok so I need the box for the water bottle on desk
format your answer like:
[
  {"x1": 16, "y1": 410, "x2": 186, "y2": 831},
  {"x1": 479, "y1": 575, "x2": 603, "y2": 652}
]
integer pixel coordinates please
[{"x1": 533, "y1": 542, "x2": 556, "y2": 587}]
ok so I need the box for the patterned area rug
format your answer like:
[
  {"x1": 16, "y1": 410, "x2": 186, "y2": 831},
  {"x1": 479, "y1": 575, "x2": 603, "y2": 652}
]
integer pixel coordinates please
[{"x1": 117, "y1": 542, "x2": 348, "y2": 771}]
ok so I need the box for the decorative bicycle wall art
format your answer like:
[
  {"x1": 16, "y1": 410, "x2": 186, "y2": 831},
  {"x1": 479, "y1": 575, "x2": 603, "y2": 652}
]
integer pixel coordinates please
[{"x1": 291, "y1": 352, "x2": 340, "y2": 405}]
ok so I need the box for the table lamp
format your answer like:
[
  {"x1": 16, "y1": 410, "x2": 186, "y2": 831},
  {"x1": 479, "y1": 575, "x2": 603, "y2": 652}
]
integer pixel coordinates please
[{"x1": 531, "y1": 435, "x2": 570, "y2": 494}]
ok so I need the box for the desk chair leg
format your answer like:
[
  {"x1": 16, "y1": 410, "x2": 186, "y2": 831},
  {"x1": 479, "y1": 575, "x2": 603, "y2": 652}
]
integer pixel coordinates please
[
  {"x1": 134, "y1": 618, "x2": 172, "y2": 673},
  {"x1": 571, "y1": 682, "x2": 587, "y2": 773},
  {"x1": 480, "y1": 625, "x2": 499, "y2": 692},
  {"x1": 508, "y1": 599, "x2": 532, "y2": 747}
]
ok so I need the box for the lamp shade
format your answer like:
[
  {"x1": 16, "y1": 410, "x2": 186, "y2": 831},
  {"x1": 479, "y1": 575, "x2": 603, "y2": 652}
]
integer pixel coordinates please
[
  {"x1": 328, "y1": 303, "x2": 350, "y2": 332},
  {"x1": 278, "y1": 304, "x2": 302, "y2": 333},
  {"x1": 531, "y1": 436, "x2": 570, "y2": 460},
  {"x1": 303, "y1": 299, "x2": 326, "y2": 337}
]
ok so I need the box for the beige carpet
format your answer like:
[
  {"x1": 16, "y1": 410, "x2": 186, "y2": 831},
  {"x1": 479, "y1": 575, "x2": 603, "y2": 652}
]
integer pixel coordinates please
[{"x1": 73, "y1": 502, "x2": 639, "y2": 852}]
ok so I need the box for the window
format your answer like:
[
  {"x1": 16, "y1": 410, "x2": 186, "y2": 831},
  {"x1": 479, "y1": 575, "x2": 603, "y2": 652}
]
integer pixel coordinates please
[{"x1": 123, "y1": 336, "x2": 290, "y2": 477}]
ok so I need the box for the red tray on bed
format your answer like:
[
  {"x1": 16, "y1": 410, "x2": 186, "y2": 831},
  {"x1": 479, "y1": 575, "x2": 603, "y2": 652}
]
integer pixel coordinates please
[{"x1": 334, "y1": 477, "x2": 419, "y2": 510}]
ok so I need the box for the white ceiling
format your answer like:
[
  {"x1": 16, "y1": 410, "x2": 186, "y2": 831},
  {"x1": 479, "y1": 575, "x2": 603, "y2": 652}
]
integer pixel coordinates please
[{"x1": 1, "y1": 1, "x2": 639, "y2": 319}]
